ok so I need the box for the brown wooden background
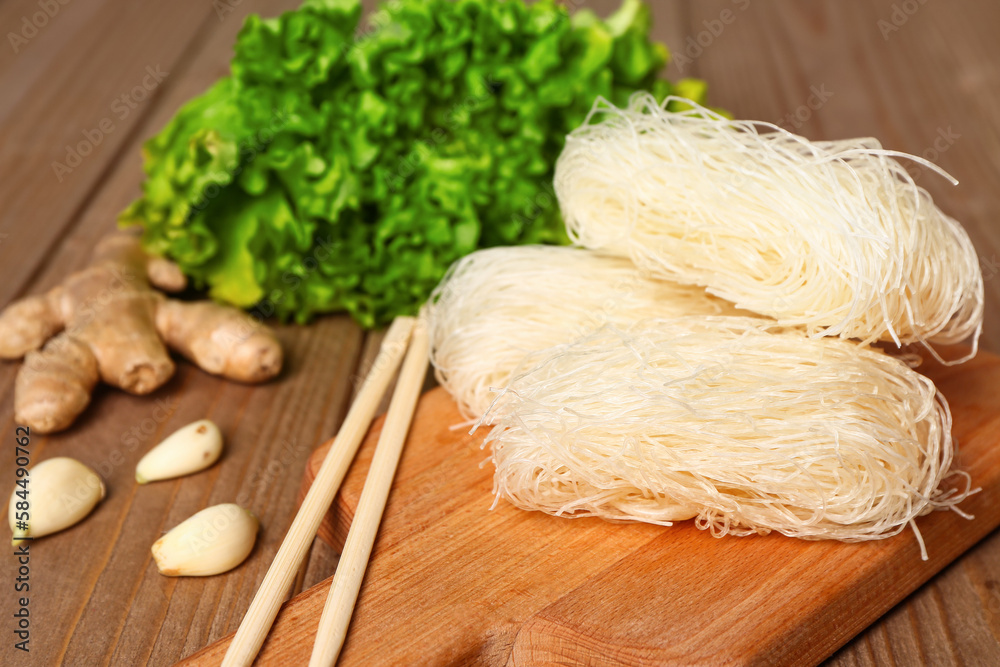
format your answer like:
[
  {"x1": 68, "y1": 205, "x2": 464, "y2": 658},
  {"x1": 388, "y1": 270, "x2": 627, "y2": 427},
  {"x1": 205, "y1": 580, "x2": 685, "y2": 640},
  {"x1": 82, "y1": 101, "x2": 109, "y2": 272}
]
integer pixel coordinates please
[{"x1": 0, "y1": 1, "x2": 998, "y2": 665}]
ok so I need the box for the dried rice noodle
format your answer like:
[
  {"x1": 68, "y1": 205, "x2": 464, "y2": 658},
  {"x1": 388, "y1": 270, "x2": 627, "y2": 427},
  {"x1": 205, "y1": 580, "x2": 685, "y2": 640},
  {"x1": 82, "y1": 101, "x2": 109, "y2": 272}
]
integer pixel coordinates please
[
  {"x1": 554, "y1": 94, "x2": 984, "y2": 360},
  {"x1": 482, "y1": 317, "x2": 972, "y2": 554},
  {"x1": 427, "y1": 245, "x2": 747, "y2": 418}
]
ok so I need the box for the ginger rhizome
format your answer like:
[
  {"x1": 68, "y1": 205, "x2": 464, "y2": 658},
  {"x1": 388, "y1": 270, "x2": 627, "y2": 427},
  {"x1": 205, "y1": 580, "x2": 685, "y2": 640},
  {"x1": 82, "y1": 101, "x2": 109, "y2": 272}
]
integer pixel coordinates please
[{"x1": 0, "y1": 233, "x2": 283, "y2": 433}]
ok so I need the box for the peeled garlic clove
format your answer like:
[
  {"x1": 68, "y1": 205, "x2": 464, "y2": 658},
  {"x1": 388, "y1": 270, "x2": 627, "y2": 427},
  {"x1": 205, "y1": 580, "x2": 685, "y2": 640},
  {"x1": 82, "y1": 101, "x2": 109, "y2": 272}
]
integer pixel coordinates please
[
  {"x1": 136, "y1": 419, "x2": 223, "y2": 484},
  {"x1": 152, "y1": 503, "x2": 258, "y2": 576},
  {"x1": 8, "y1": 457, "x2": 106, "y2": 545}
]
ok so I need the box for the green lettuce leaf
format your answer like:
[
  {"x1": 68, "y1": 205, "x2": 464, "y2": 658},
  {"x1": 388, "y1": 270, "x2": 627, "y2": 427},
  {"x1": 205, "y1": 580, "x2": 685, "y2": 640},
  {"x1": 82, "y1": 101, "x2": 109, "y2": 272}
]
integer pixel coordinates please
[{"x1": 122, "y1": 0, "x2": 710, "y2": 327}]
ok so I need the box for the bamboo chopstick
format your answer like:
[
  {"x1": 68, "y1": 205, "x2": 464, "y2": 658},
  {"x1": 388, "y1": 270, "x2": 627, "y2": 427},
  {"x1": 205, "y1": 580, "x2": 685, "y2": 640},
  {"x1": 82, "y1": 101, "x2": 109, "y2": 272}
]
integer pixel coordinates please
[
  {"x1": 308, "y1": 319, "x2": 430, "y2": 667},
  {"x1": 222, "y1": 316, "x2": 416, "y2": 667}
]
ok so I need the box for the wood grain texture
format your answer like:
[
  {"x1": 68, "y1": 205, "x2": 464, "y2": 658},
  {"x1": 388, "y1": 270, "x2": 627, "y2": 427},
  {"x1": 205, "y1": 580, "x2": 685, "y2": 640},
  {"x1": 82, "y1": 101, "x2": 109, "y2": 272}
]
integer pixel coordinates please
[
  {"x1": 0, "y1": 1, "x2": 997, "y2": 666},
  {"x1": 0, "y1": 1, "x2": 330, "y2": 666},
  {"x1": 686, "y1": 2, "x2": 1000, "y2": 664},
  {"x1": 0, "y1": 0, "x2": 217, "y2": 307},
  {"x1": 185, "y1": 349, "x2": 1000, "y2": 666}
]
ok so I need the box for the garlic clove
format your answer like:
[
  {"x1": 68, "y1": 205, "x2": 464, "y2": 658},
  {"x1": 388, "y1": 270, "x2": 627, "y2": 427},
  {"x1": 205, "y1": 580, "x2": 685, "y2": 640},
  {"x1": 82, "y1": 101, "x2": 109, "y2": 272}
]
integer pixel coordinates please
[
  {"x1": 8, "y1": 457, "x2": 106, "y2": 545},
  {"x1": 152, "y1": 503, "x2": 258, "y2": 576},
  {"x1": 135, "y1": 419, "x2": 223, "y2": 484}
]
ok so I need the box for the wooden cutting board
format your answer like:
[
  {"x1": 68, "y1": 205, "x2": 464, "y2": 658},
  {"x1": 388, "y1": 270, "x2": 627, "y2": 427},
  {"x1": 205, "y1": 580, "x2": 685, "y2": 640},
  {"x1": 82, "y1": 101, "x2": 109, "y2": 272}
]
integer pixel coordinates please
[{"x1": 182, "y1": 349, "x2": 1000, "y2": 666}]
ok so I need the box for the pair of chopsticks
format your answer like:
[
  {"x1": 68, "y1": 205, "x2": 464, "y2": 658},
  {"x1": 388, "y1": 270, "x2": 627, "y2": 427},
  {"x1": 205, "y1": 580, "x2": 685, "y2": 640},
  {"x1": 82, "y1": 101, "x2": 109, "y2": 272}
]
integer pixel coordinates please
[{"x1": 222, "y1": 316, "x2": 429, "y2": 667}]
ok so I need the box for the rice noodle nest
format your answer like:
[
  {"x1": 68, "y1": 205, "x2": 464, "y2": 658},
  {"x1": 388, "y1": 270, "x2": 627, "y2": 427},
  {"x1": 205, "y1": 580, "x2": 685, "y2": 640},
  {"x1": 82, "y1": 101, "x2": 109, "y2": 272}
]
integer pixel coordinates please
[
  {"x1": 482, "y1": 317, "x2": 970, "y2": 548},
  {"x1": 554, "y1": 93, "x2": 984, "y2": 358},
  {"x1": 427, "y1": 245, "x2": 747, "y2": 418}
]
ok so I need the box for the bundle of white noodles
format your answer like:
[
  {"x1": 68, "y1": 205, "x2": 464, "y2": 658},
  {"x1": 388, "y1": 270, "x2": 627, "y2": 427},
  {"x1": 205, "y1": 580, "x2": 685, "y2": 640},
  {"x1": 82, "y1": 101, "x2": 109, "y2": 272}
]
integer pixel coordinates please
[
  {"x1": 482, "y1": 317, "x2": 971, "y2": 553},
  {"x1": 427, "y1": 245, "x2": 746, "y2": 418},
  {"x1": 555, "y1": 93, "x2": 984, "y2": 357}
]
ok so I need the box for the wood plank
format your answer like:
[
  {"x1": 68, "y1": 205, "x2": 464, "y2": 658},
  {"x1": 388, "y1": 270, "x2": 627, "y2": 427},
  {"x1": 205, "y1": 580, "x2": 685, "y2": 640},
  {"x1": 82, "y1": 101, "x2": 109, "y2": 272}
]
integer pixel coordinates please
[
  {"x1": 0, "y1": 0, "x2": 114, "y2": 89},
  {"x1": 0, "y1": 1, "x2": 333, "y2": 666},
  {"x1": 690, "y1": 6, "x2": 1000, "y2": 661},
  {"x1": 184, "y1": 348, "x2": 1000, "y2": 666},
  {"x1": 0, "y1": 0, "x2": 222, "y2": 308},
  {"x1": 683, "y1": 1, "x2": 1000, "y2": 664}
]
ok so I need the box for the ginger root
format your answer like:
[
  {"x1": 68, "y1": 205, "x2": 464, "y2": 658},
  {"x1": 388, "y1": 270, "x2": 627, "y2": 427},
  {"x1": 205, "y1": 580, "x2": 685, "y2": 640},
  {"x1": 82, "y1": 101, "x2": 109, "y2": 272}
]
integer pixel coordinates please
[
  {"x1": 155, "y1": 300, "x2": 282, "y2": 384},
  {"x1": 0, "y1": 232, "x2": 283, "y2": 433}
]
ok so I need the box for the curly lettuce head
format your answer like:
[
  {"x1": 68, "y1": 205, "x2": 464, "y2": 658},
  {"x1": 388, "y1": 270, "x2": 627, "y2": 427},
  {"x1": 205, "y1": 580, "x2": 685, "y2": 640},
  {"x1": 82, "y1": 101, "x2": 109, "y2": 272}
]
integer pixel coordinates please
[{"x1": 121, "y1": 0, "x2": 708, "y2": 327}]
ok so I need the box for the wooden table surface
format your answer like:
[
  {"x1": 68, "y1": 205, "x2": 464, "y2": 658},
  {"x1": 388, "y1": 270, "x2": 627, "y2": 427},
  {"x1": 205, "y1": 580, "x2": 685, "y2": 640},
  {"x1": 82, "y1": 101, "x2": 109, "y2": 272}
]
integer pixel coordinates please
[{"x1": 0, "y1": 1, "x2": 998, "y2": 665}]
